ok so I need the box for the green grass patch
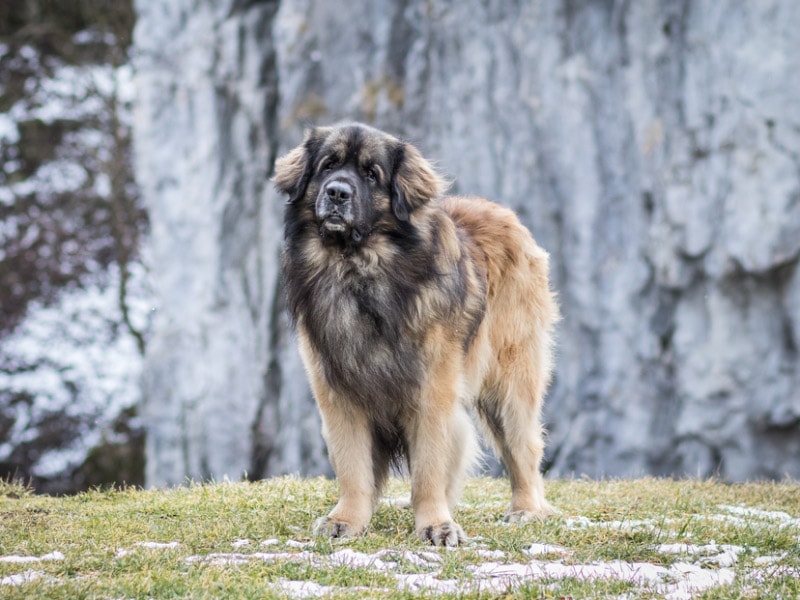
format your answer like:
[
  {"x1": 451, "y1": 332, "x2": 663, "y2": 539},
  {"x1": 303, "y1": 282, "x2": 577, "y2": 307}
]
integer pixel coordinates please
[{"x1": 1, "y1": 476, "x2": 798, "y2": 598}]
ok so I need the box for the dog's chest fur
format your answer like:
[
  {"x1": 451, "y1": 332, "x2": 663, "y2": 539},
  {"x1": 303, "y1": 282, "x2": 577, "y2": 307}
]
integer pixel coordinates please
[
  {"x1": 283, "y1": 205, "x2": 487, "y2": 417},
  {"x1": 286, "y1": 237, "x2": 428, "y2": 409}
]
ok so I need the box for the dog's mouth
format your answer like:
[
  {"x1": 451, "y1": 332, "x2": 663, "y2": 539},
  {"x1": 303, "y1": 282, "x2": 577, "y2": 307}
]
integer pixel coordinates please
[
  {"x1": 321, "y1": 214, "x2": 348, "y2": 234},
  {"x1": 319, "y1": 215, "x2": 366, "y2": 245}
]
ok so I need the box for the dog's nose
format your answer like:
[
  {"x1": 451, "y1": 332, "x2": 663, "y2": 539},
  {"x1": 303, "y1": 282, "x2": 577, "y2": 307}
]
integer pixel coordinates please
[{"x1": 325, "y1": 180, "x2": 353, "y2": 205}]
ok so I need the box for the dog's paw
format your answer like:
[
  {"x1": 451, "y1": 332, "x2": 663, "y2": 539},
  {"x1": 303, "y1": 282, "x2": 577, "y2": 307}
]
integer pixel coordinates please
[
  {"x1": 417, "y1": 521, "x2": 465, "y2": 547},
  {"x1": 313, "y1": 515, "x2": 364, "y2": 539},
  {"x1": 504, "y1": 505, "x2": 558, "y2": 523}
]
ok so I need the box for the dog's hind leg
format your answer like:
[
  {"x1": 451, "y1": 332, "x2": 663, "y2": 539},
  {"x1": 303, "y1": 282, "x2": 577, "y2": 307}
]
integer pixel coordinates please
[{"x1": 491, "y1": 371, "x2": 555, "y2": 521}]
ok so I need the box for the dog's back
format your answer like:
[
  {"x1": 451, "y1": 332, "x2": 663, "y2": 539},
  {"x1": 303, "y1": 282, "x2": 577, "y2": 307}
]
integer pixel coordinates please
[{"x1": 443, "y1": 195, "x2": 559, "y2": 519}]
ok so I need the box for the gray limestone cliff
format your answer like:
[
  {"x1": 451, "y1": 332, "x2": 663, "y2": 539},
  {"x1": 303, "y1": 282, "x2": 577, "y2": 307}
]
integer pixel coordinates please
[{"x1": 133, "y1": 0, "x2": 800, "y2": 485}]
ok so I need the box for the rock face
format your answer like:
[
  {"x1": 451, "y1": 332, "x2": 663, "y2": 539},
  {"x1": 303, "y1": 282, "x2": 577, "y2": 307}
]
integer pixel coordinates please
[{"x1": 133, "y1": 0, "x2": 800, "y2": 485}]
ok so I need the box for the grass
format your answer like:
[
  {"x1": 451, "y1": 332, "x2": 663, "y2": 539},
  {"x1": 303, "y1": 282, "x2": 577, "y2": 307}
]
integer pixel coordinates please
[{"x1": 1, "y1": 476, "x2": 798, "y2": 598}]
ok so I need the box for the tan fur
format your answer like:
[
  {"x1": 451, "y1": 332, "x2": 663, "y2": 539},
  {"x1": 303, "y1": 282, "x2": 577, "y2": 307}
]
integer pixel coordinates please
[
  {"x1": 273, "y1": 144, "x2": 308, "y2": 192},
  {"x1": 275, "y1": 124, "x2": 559, "y2": 546},
  {"x1": 395, "y1": 142, "x2": 450, "y2": 209}
]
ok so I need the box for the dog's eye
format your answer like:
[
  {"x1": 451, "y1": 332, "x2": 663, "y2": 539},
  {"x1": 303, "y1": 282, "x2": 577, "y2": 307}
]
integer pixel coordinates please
[
  {"x1": 321, "y1": 159, "x2": 334, "y2": 173},
  {"x1": 365, "y1": 167, "x2": 378, "y2": 184}
]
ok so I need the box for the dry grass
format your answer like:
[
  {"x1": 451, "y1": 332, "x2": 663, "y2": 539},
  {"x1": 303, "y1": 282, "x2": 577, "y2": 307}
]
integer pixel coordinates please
[{"x1": 1, "y1": 476, "x2": 798, "y2": 598}]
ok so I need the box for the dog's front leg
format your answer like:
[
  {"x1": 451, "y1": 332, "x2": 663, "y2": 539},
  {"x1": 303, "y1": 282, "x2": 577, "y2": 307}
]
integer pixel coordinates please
[
  {"x1": 406, "y1": 371, "x2": 469, "y2": 547},
  {"x1": 313, "y1": 398, "x2": 376, "y2": 539}
]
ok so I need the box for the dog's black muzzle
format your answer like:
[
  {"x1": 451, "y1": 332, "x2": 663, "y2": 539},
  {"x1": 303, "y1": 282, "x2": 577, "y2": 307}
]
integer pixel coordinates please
[{"x1": 316, "y1": 174, "x2": 365, "y2": 243}]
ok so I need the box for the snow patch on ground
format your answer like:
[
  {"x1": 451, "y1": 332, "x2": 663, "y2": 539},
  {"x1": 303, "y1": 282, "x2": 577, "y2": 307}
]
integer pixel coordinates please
[
  {"x1": 3, "y1": 505, "x2": 797, "y2": 595},
  {"x1": 271, "y1": 579, "x2": 377, "y2": 598},
  {"x1": 524, "y1": 543, "x2": 571, "y2": 557},
  {"x1": 0, "y1": 552, "x2": 64, "y2": 586},
  {"x1": 654, "y1": 542, "x2": 745, "y2": 567},
  {"x1": 0, "y1": 570, "x2": 56, "y2": 586},
  {"x1": 115, "y1": 541, "x2": 180, "y2": 558},
  {"x1": 0, "y1": 551, "x2": 64, "y2": 564},
  {"x1": 467, "y1": 559, "x2": 735, "y2": 598},
  {"x1": 718, "y1": 504, "x2": 800, "y2": 527},
  {"x1": 565, "y1": 514, "x2": 677, "y2": 533},
  {"x1": 173, "y1": 540, "x2": 738, "y2": 598}
]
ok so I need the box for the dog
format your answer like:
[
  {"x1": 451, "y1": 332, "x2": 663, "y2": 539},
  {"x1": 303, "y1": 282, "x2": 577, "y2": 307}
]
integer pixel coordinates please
[{"x1": 274, "y1": 123, "x2": 558, "y2": 546}]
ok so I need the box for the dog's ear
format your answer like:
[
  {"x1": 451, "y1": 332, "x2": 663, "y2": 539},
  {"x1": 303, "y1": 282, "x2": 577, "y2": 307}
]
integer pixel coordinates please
[
  {"x1": 391, "y1": 177, "x2": 409, "y2": 222},
  {"x1": 273, "y1": 127, "x2": 328, "y2": 203},
  {"x1": 390, "y1": 142, "x2": 449, "y2": 221}
]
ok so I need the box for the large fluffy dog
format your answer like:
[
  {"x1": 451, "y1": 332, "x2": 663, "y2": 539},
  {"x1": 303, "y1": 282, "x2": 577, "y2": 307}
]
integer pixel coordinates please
[{"x1": 274, "y1": 123, "x2": 558, "y2": 546}]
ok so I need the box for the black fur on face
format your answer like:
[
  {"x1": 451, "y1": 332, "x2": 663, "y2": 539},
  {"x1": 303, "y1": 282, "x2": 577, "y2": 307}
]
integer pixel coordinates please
[{"x1": 276, "y1": 123, "x2": 411, "y2": 249}]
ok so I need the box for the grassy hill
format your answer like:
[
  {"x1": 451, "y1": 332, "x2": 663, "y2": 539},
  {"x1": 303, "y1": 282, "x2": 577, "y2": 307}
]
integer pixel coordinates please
[{"x1": 1, "y1": 476, "x2": 798, "y2": 598}]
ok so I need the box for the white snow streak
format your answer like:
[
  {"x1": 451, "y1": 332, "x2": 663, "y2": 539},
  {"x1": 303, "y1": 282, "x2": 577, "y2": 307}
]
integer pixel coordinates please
[
  {"x1": 4, "y1": 503, "x2": 798, "y2": 595},
  {"x1": 178, "y1": 536, "x2": 742, "y2": 598},
  {"x1": 0, "y1": 570, "x2": 52, "y2": 586},
  {"x1": 0, "y1": 551, "x2": 64, "y2": 564}
]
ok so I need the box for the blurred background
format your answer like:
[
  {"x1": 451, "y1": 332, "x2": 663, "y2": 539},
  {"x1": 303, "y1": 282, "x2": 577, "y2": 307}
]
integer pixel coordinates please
[{"x1": 1, "y1": 0, "x2": 798, "y2": 494}]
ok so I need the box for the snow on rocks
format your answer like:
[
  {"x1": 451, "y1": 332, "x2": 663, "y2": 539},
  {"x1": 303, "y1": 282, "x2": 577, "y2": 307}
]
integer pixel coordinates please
[{"x1": 0, "y1": 263, "x2": 148, "y2": 481}]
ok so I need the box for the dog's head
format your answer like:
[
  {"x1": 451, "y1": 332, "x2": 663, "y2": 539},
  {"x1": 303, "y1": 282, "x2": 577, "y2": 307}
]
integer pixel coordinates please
[{"x1": 274, "y1": 123, "x2": 448, "y2": 246}]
